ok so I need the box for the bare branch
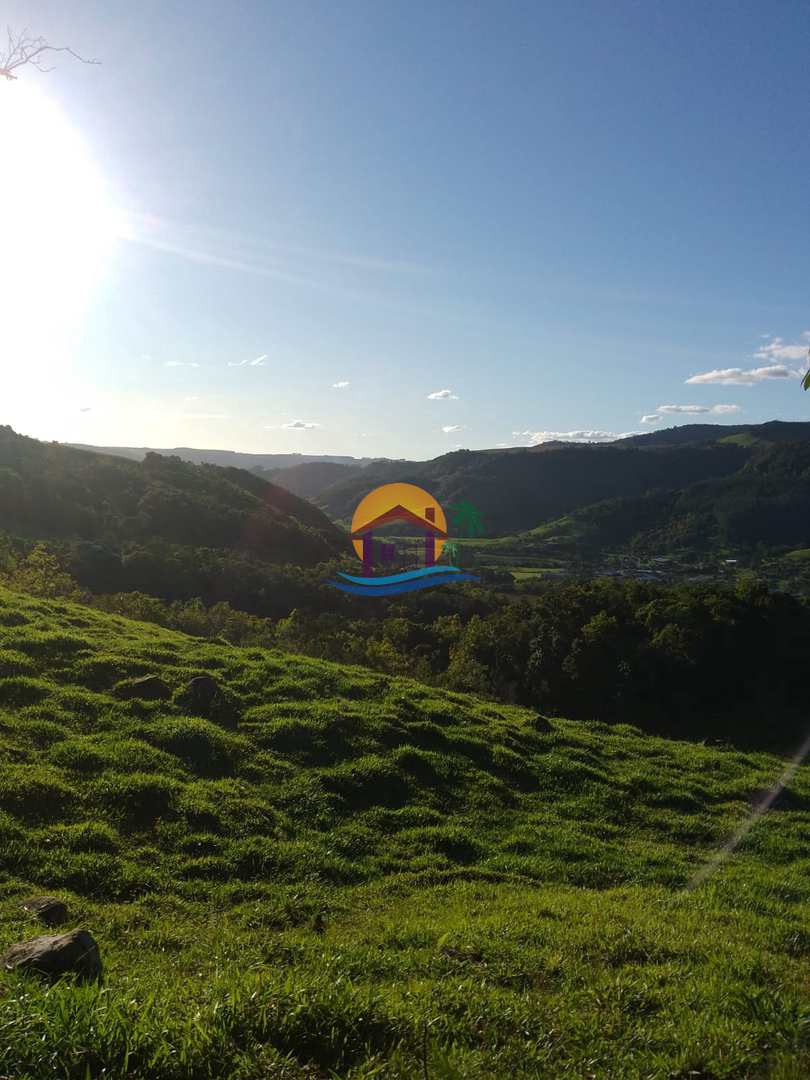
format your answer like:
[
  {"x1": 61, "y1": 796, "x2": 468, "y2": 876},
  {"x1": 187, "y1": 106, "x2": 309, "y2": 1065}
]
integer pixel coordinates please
[{"x1": 0, "y1": 27, "x2": 100, "y2": 81}]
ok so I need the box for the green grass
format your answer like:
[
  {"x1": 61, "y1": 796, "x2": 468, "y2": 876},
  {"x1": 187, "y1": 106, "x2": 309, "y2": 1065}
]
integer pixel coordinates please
[
  {"x1": 0, "y1": 585, "x2": 807, "y2": 1077},
  {"x1": 717, "y1": 433, "x2": 758, "y2": 447}
]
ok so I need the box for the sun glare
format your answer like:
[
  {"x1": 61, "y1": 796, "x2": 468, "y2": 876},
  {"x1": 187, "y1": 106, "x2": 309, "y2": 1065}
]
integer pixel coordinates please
[{"x1": 0, "y1": 81, "x2": 117, "y2": 418}]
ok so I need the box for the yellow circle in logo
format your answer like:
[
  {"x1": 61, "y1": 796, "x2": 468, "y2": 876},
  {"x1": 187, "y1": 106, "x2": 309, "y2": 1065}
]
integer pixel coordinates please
[{"x1": 350, "y1": 483, "x2": 447, "y2": 563}]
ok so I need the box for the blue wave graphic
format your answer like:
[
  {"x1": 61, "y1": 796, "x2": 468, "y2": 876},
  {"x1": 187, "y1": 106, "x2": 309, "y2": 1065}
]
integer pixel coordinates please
[
  {"x1": 328, "y1": 566, "x2": 479, "y2": 596},
  {"x1": 336, "y1": 565, "x2": 467, "y2": 586}
]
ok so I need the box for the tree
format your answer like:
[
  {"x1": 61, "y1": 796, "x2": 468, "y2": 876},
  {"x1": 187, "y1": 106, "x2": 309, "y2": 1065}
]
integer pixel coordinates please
[
  {"x1": 0, "y1": 27, "x2": 99, "y2": 81},
  {"x1": 7, "y1": 543, "x2": 84, "y2": 600},
  {"x1": 447, "y1": 500, "x2": 485, "y2": 537}
]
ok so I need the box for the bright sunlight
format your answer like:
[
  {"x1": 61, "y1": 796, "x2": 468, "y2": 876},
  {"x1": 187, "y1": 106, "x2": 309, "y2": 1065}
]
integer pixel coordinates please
[{"x1": 0, "y1": 80, "x2": 117, "y2": 419}]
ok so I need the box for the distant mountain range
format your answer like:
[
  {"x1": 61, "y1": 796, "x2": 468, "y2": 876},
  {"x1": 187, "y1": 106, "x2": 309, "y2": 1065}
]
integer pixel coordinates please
[
  {"x1": 66, "y1": 421, "x2": 810, "y2": 549},
  {"x1": 615, "y1": 420, "x2": 810, "y2": 448},
  {"x1": 67, "y1": 444, "x2": 381, "y2": 470}
]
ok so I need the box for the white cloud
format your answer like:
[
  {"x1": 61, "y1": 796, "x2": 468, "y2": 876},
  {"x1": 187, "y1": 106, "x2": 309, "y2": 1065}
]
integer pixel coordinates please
[
  {"x1": 641, "y1": 414, "x2": 661, "y2": 424},
  {"x1": 228, "y1": 354, "x2": 267, "y2": 368},
  {"x1": 332, "y1": 380, "x2": 350, "y2": 389},
  {"x1": 754, "y1": 336, "x2": 809, "y2": 363},
  {"x1": 281, "y1": 420, "x2": 319, "y2": 430},
  {"x1": 685, "y1": 365, "x2": 798, "y2": 385},
  {"x1": 427, "y1": 389, "x2": 459, "y2": 400},
  {"x1": 656, "y1": 403, "x2": 742, "y2": 415},
  {"x1": 512, "y1": 429, "x2": 639, "y2": 444},
  {"x1": 165, "y1": 361, "x2": 199, "y2": 368},
  {"x1": 495, "y1": 442, "x2": 510, "y2": 447},
  {"x1": 442, "y1": 424, "x2": 463, "y2": 433}
]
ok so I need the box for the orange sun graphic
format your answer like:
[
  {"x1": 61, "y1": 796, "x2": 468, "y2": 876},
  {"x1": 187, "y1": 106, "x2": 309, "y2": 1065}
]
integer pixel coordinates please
[{"x1": 350, "y1": 482, "x2": 447, "y2": 562}]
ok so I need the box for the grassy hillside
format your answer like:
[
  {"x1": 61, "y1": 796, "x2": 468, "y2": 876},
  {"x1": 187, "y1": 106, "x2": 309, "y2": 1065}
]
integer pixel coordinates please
[
  {"x1": 0, "y1": 586, "x2": 808, "y2": 1077},
  {"x1": 0, "y1": 426, "x2": 345, "y2": 566}
]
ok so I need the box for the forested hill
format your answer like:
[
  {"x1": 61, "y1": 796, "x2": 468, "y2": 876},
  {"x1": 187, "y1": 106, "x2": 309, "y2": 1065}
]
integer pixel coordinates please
[
  {"x1": 0, "y1": 426, "x2": 345, "y2": 566},
  {"x1": 315, "y1": 442, "x2": 752, "y2": 533},
  {"x1": 68, "y1": 443, "x2": 373, "y2": 470},
  {"x1": 501, "y1": 438, "x2": 810, "y2": 556},
  {"x1": 616, "y1": 419, "x2": 810, "y2": 448},
  {"x1": 256, "y1": 460, "x2": 361, "y2": 500}
]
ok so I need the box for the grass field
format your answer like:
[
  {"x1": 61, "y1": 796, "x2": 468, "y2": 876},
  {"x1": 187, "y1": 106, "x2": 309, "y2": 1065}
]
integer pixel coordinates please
[{"x1": 0, "y1": 585, "x2": 808, "y2": 1077}]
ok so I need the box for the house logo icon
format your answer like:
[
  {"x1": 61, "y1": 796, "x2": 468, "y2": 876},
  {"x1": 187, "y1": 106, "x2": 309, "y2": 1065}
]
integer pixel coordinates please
[{"x1": 328, "y1": 482, "x2": 480, "y2": 596}]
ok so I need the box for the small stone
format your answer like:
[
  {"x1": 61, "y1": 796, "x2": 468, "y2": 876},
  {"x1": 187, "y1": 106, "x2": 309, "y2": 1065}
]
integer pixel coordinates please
[
  {"x1": 1, "y1": 928, "x2": 101, "y2": 982},
  {"x1": 116, "y1": 674, "x2": 172, "y2": 701},
  {"x1": 20, "y1": 896, "x2": 68, "y2": 926}
]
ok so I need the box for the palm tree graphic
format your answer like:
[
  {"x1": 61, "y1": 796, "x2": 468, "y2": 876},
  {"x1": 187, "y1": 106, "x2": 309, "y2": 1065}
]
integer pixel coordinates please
[
  {"x1": 442, "y1": 541, "x2": 460, "y2": 564},
  {"x1": 447, "y1": 500, "x2": 484, "y2": 537}
]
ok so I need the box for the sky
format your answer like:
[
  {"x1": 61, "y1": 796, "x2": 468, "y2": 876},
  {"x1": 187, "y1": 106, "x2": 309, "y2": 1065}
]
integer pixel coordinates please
[{"x1": 1, "y1": 1, "x2": 809, "y2": 459}]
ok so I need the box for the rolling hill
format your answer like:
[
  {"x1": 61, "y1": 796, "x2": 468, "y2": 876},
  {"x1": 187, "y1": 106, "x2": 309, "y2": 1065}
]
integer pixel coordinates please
[
  {"x1": 257, "y1": 460, "x2": 362, "y2": 500},
  {"x1": 315, "y1": 442, "x2": 752, "y2": 534},
  {"x1": 0, "y1": 426, "x2": 345, "y2": 567},
  {"x1": 70, "y1": 423, "x2": 810, "y2": 543},
  {"x1": 497, "y1": 438, "x2": 810, "y2": 558},
  {"x1": 616, "y1": 419, "x2": 810, "y2": 448},
  {"x1": 68, "y1": 444, "x2": 376, "y2": 470},
  {"x1": 0, "y1": 585, "x2": 807, "y2": 1077}
]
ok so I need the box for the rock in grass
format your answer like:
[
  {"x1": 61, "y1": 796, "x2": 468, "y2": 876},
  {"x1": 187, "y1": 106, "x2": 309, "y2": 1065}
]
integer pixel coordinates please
[
  {"x1": 20, "y1": 896, "x2": 68, "y2": 926},
  {"x1": 530, "y1": 713, "x2": 553, "y2": 733},
  {"x1": 174, "y1": 674, "x2": 240, "y2": 727},
  {"x1": 1, "y1": 928, "x2": 101, "y2": 982},
  {"x1": 115, "y1": 674, "x2": 172, "y2": 701}
]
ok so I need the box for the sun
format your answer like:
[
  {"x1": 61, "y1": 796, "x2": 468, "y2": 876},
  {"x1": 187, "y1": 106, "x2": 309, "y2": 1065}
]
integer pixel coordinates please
[{"x1": 0, "y1": 80, "x2": 118, "y2": 416}]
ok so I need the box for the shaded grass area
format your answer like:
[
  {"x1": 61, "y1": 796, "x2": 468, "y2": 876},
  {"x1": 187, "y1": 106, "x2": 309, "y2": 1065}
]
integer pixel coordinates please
[{"x1": 0, "y1": 586, "x2": 807, "y2": 1077}]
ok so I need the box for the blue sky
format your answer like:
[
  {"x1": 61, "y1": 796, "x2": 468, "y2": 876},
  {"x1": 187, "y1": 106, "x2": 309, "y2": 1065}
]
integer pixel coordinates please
[{"x1": 3, "y1": 1, "x2": 809, "y2": 457}]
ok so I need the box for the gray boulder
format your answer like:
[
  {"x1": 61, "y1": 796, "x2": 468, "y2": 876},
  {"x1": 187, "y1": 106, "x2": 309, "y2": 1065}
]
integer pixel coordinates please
[
  {"x1": 20, "y1": 896, "x2": 68, "y2": 926},
  {"x1": 1, "y1": 928, "x2": 101, "y2": 982}
]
